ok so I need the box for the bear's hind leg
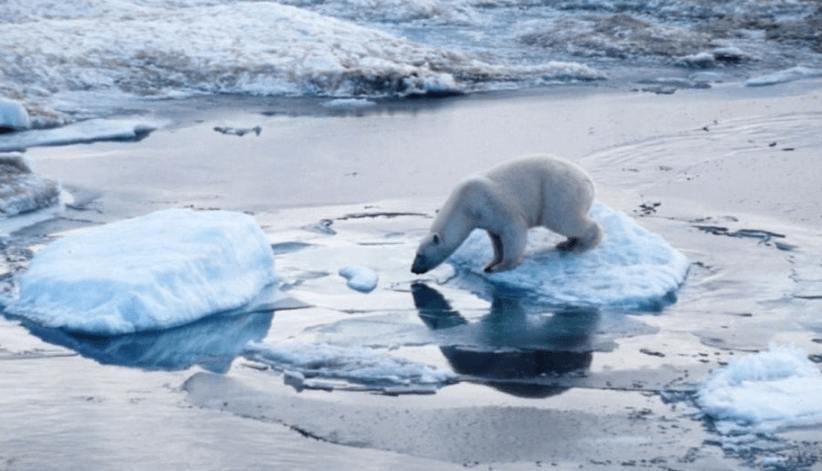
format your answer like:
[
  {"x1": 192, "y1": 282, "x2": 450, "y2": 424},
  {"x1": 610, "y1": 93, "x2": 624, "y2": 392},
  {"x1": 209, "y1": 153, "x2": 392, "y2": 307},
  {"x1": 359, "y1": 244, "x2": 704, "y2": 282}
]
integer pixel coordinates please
[
  {"x1": 557, "y1": 217, "x2": 602, "y2": 252},
  {"x1": 556, "y1": 237, "x2": 579, "y2": 252}
]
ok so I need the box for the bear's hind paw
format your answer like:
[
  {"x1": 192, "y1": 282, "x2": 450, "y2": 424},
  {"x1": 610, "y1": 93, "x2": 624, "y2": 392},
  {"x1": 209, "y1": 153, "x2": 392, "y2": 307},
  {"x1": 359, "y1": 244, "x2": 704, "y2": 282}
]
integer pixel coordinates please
[{"x1": 556, "y1": 237, "x2": 580, "y2": 252}]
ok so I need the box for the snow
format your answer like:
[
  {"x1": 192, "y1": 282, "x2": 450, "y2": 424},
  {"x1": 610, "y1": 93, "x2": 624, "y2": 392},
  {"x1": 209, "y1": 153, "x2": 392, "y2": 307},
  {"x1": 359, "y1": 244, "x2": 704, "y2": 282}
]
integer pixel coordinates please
[
  {"x1": 0, "y1": 118, "x2": 161, "y2": 152},
  {"x1": 696, "y1": 344, "x2": 822, "y2": 434},
  {"x1": 746, "y1": 66, "x2": 822, "y2": 87},
  {"x1": 448, "y1": 202, "x2": 689, "y2": 310},
  {"x1": 0, "y1": 98, "x2": 30, "y2": 131},
  {"x1": 0, "y1": 0, "x2": 604, "y2": 120},
  {"x1": 0, "y1": 153, "x2": 61, "y2": 217},
  {"x1": 244, "y1": 341, "x2": 455, "y2": 392},
  {"x1": 4, "y1": 209, "x2": 277, "y2": 335},
  {"x1": 339, "y1": 265, "x2": 379, "y2": 293}
]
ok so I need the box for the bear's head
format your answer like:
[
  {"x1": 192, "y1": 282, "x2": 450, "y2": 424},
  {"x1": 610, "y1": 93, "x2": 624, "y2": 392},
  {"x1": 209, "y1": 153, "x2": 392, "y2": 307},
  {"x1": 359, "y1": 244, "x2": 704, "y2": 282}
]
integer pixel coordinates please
[{"x1": 411, "y1": 232, "x2": 450, "y2": 274}]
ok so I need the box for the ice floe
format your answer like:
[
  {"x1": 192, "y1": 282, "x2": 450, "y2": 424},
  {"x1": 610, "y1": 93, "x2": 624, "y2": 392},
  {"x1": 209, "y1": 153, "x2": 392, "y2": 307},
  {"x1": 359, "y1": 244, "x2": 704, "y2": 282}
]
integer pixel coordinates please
[
  {"x1": 243, "y1": 341, "x2": 455, "y2": 393},
  {"x1": 696, "y1": 344, "x2": 822, "y2": 434},
  {"x1": 0, "y1": 153, "x2": 61, "y2": 217},
  {"x1": 3, "y1": 209, "x2": 277, "y2": 335},
  {"x1": 448, "y1": 202, "x2": 689, "y2": 310},
  {"x1": 339, "y1": 265, "x2": 379, "y2": 293},
  {"x1": 0, "y1": 118, "x2": 161, "y2": 152},
  {"x1": 746, "y1": 66, "x2": 822, "y2": 87},
  {"x1": 0, "y1": 98, "x2": 30, "y2": 132}
]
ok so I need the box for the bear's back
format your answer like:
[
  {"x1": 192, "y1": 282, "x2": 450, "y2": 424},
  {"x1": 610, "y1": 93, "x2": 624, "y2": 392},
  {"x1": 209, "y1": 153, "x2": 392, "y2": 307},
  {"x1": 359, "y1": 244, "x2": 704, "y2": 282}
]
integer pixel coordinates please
[{"x1": 485, "y1": 155, "x2": 595, "y2": 227}]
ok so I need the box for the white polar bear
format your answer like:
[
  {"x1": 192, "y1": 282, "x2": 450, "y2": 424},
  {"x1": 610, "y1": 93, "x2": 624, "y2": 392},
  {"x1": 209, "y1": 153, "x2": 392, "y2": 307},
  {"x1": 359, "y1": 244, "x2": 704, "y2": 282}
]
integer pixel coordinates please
[{"x1": 411, "y1": 155, "x2": 603, "y2": 274}]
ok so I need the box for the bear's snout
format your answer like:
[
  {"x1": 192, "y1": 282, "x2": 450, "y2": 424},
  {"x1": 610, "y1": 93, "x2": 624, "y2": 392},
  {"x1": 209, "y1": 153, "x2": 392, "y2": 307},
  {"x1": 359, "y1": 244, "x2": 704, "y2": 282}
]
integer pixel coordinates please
[{"x1": 411, "y1": 254, "x2": 428, "y2": 274}]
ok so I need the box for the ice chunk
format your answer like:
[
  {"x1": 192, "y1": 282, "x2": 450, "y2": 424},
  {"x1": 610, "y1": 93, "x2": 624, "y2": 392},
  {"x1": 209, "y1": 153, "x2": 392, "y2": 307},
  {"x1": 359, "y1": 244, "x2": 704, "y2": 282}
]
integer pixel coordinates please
[
  {"x1": 0, "y1": 98, "x2": 30, "y2": 132},
  {"x1": 338, "y1": 265, "x2": 379, "y2": 293},
  {"x1": 244, "y1": 341, "x2": 455, "y2": 391},
  {"x1": 746, "y1": 67, "x2": 822, "y2": 87},
  {"x1": 0, "y1": 118, "x2": 160, "y2": 152},
  {"x1": 448, "y1": 202, "x2": 689, "y2": 310},
  {"x1": 4, "y1": 209, "x2": 277, "y2": 335},
  {"x1": 0, "y1": 153, "x2": 61, "y2": 217},
  {"x1": 696, "y1": 344, "x2": 822, "y2": 433}
]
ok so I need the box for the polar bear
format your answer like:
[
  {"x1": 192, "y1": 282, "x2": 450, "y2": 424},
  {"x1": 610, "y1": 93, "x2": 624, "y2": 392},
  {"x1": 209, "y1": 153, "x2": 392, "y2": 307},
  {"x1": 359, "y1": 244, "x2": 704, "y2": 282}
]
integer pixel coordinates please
[{"x1": 411, "y1": 155, "x2": 603, "y2": 274}]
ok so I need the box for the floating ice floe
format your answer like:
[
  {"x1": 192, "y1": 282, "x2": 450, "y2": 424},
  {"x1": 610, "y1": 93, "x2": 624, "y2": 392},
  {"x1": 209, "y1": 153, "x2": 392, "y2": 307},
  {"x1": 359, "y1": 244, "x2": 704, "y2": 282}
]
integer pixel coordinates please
[
  {"x1": 0, "y1": 98, "x2": 30, "y2": 132},
  {"x1": 0, "y1": 153, "x2": 61, "y2": 217},
  {"x1": 3, "y1": 209, "x2": 277, "y2": 335},
  {"x1": 746, "y1": 66, "x2": 822, "y2": 87},
  {"x1": 338, "y1": 265, "x2": 379, "y2": 293},
  {"x1": 0, "y1": 118, "x2": 160, "y2": 152},
  {"x1": 244, "y1": 341, "x2": 455, "y2": 393},
  {"x1": 448, "y1": 202, "x2": 689, "y2": 310},
  {"x1": 696, "y1": 344, "x2": 822, "y2": 434}
]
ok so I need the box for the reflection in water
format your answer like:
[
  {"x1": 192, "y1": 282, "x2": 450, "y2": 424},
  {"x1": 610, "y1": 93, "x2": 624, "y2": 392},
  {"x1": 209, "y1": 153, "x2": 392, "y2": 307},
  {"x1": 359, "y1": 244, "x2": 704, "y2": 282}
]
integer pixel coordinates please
[
  {"x1": 19, "y1": 311, "x2": 274, "y2": 373},
  {"x1": 412, "y1": 282, "x2": 597, "y2": 398}
]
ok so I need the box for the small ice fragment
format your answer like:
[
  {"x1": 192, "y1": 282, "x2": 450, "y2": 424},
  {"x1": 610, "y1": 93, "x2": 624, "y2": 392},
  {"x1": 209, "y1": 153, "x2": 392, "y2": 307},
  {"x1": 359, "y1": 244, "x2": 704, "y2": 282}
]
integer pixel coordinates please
[
  {"x1": 323, "y1": 98, "x2": 377, "y2": 108},
  {"x1": 678, "y1": 52, "x2": 715, "y2": 68},
  {"x1": 0, "y1": 98, "x2": 31, "y2": 132},
  {"x1": 243, "y1": 341, "x2": 455, "y2": 392},
  {"x1": 0, "y1": 153, "x2": 61, "y2": 216},
  {"x1": 746, "y1": 67, "x2": 822, "y2": 87},
  {"x1": 339, "y1": 265, "x2": 378, "y2": 293}
]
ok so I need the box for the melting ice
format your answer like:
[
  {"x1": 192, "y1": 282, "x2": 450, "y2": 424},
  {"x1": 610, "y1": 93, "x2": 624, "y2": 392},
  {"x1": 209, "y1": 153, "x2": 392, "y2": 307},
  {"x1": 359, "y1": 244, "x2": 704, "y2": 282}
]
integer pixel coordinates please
[
  {"x1": 244, "y1": 341, "x2": 455, "y2": 393},
  {"x1": 0, "y1": 153, "x2": 61, "y2": 217},
  {"x1": 448, "y1": 202, "x2": 690, "y2": 310},
  {"x1": 697, "y1": 344, "x2": 822, "y2": 434},
  {"x1": 3, "y1": 209, "x2": 277, "y2": 335}
]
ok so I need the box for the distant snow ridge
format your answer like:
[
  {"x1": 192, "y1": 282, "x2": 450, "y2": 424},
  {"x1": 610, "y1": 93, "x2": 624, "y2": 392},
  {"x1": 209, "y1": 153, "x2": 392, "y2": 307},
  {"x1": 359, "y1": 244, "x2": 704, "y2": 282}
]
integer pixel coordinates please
[
  {"x1": 4, "y1": 209, "x2": 277, "y2": 335},
  {"x1": 244, "y1": 341, "x2": 455, "y2": 392},
  {"x1": 448, "y1": 202, "x2": 689, "y2": 310},
  {"x1": 697, "y1": 344, "x2": 822, "y2": 434}
]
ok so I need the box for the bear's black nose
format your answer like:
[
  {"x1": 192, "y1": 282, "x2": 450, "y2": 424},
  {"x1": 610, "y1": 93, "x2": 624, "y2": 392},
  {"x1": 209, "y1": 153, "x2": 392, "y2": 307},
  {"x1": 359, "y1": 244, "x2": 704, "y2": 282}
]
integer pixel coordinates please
[{"x1": 411, "y1": 254, "x2": 428, "y2": 274}]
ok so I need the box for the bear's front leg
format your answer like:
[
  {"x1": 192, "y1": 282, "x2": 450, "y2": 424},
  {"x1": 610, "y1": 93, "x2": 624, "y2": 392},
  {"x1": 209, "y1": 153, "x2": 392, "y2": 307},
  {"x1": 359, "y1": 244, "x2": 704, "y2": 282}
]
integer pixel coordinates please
[
  {"x1": 484, "y1": 226, "x2": 527, "y2": 273},
  {"x1": 483, "y1": 232, "x2": 505, "y2": 273}
]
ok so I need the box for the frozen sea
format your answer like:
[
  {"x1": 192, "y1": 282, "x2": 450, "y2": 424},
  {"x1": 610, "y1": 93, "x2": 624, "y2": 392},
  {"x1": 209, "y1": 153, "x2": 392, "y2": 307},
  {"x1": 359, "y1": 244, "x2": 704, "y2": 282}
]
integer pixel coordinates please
[{"x1": 2, "y1": 1, "x2": 822, "y2": 470}]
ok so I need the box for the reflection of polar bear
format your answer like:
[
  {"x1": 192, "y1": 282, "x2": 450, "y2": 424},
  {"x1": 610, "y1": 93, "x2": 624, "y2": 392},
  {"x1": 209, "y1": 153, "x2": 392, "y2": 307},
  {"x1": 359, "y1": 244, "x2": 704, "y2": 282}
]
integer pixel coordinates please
[{"x1": 411, "y1": 155, "x2": 603, "y2": 274}]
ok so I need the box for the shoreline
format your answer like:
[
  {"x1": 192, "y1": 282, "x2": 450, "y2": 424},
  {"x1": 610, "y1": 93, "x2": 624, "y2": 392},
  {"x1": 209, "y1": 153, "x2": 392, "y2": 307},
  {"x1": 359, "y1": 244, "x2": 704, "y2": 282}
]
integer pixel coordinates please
[{"x1": 18, "y1": 77, "x2": 822, "y2": 228}]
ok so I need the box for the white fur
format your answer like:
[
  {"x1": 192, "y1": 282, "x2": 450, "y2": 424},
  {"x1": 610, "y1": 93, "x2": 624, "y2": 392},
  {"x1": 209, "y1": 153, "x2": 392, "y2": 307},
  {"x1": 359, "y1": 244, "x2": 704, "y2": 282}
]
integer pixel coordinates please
[{"x1": 411, "y1": 155, "x2": 603, "y2": 274}]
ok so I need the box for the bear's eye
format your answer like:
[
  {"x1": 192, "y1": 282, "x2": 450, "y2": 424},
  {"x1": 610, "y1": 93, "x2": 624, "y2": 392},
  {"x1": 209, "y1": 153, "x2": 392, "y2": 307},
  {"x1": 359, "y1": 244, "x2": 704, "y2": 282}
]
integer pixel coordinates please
[{"x1": 432, "y1": 233, "x2": 441, "y2": 245}]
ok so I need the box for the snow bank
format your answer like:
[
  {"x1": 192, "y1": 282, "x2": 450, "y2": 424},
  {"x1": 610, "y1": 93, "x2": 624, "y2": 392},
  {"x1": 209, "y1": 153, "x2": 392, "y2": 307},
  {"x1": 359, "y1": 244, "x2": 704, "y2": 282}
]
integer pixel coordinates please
[
  {"x1": 448, "y1": 202, "x2": 689, "y2": 310},
  {"x1": 339, "y1": 265, "x2": 379, "y2": 293},
  {"x1": 5, "y1": 209, "x2": 277, "y2": 335},
  {"x1": 746, "y1": 67, "x2": 822, "y2": 87},
  {"x1": 0, "y1": 118, "x2": 160, "y2": 152},
  {"x1": 0, "y1": 98, "x2": 30, "y2": 132},
  {"x1": 244, "y1": 341, "x2": 455, "y2": 392},
  {"x1": 0, "y1": 0, "x2": 603, "y2": 117},
  {"x1": 0, "y1": 153, "x2": 61, "y2": 217},
  {"x1": 697, "y1": 344, "x2": 822, "y2": 434}
]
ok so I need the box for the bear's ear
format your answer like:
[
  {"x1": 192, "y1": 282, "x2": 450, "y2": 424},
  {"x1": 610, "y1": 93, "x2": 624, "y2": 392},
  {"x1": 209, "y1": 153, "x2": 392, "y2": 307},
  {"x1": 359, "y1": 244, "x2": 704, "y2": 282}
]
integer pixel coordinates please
[{"x1": 432, "y1": 233, "x2": 441, "y2": 245}]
